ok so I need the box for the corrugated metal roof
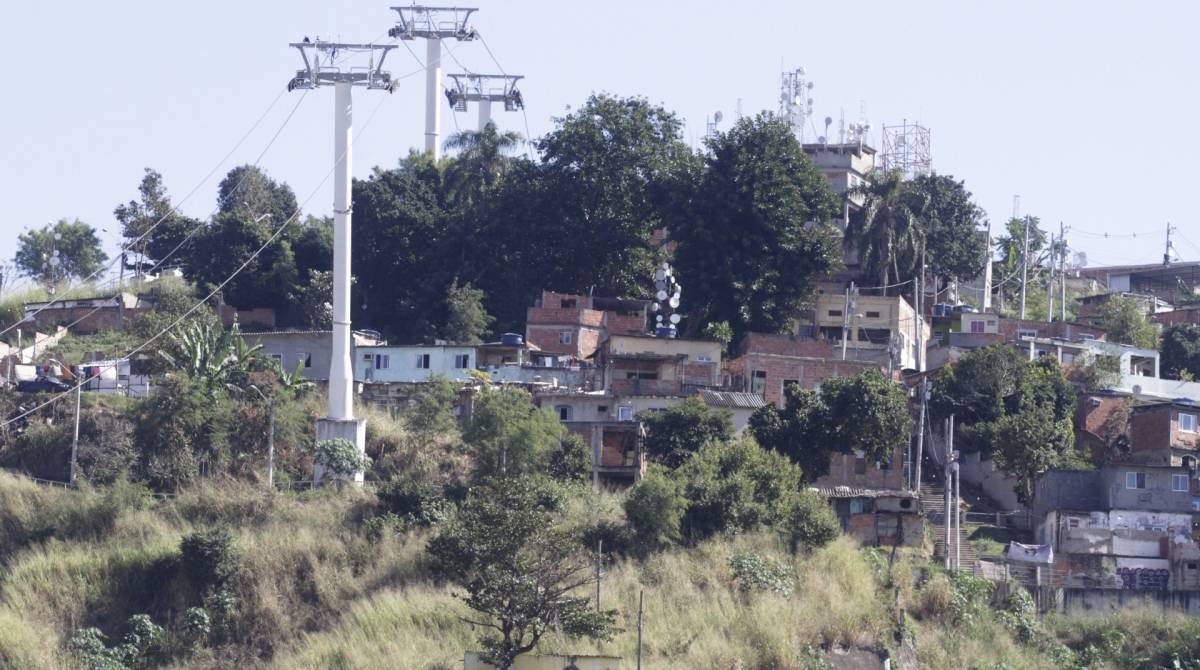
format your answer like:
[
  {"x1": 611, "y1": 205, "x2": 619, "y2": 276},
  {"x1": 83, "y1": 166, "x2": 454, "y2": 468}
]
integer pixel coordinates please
[
  {"x1": 697, "y1": 389, "x2": 768, "y2": 409},
  {"x1": 811, "y1": 485, "x2": 918, "y2": 499}
]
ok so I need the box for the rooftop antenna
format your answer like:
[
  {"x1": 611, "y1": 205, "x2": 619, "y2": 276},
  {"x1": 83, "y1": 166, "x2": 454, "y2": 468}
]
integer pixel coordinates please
[
  {"x1": 651, "y1": 262, "x2": 682, "y2": 338},
  {"x1": 779, "y1": 66, "x2": 814, "y2": 142},
  {"x1": 705, "y1": 110, "x2": 723, "y2": 140},
  {"x1": 286, "y1": 38, "x2": 398, "y2": 484},
  {"x1": 735, "y1": 98, "x2": 744, "y2": 120},
  {"x1": 389, "y1": 6, "x2": 479, "y2": 160},
  {"x1": 1165, "y1": 223, "x2": 1179, "y2": 266},
  {"x1": 444, "y1": 73, "x2": 524, "y2": 131}
]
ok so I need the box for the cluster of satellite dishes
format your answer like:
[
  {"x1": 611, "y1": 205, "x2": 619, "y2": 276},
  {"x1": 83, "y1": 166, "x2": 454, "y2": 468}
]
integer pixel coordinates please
[{"x1": 651, "y1": 262, "x2": 682, "y2": 338}]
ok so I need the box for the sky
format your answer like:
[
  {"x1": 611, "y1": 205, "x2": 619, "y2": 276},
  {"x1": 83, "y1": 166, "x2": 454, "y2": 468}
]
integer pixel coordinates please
[{"x1": 3, "y1": 0, "x2": 1198, "y2": 289}]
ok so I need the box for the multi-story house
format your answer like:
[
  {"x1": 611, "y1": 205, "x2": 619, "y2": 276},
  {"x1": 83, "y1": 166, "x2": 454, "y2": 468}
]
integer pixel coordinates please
[
  {"x1": 810, "y1": 292, "x2": 929, "y2": 371},
  {"x1": 524, "y1": 291, "x2": 648, "y2": 360},
  {"x1": 724, "y1": 333, "x2": 884, "y2": 407},
  {"x1": 355, "y1": 343, "x2": 477, "y2": 383},
  {"x1": 811, "y1": 443, "x2": 923, "y2": 547},
  {"x1": 595, "y1": 334, "x2": 722, "y2": 397},
  {"x1": 244, "y1": 329, "x2": 383, "y2": 381}
]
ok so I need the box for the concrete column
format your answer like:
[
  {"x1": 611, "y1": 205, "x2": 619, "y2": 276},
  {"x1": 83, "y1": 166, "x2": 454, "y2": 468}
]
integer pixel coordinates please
[
  {"x1": 477, "y1": 99, "x2": 492, "y2": 131},
  {"x1": 425, "y1": 38, "x2": 442, "y2": 159}
]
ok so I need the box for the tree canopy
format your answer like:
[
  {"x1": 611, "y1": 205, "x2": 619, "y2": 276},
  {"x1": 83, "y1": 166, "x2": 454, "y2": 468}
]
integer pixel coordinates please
[
  {"x1": 15, "y1": 218, "x2": 109, "y2": 286},
  {"x1": 638, "y1": 397, "x2": 734, "y2": 469},
  {"x1": 1095, "y1": 295, "x2": 1158, "y2": 349},
  {"x1": 1162, "y1": 323, "x2": 1200, "y2": 380}
]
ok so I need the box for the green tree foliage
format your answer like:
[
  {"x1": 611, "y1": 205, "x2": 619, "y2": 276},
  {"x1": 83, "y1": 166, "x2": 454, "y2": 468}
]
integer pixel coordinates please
[
  {"x1": 623, "y1": 468, "x2": 686, "y2": 550},
  {"x1": 638, "y1": 397, "x2": 733, "y2": 469},
  {"x1": 1162, "y1": 324, "x2": 1200, "y2": 380},
  {"x1": 427, "y1": 477, "x2": 616, "y2": 669},
  {"x1": 443, "y1": 122, "x2": 524, "y2": 208},
  {"x1": 313, "y1": 438, "x2": 371, "y2": 478},
  {"x1": 158, "y1": 321, "x2": 262, "y2": 397},
  {"x1": 750, "y1": 369, "x2": 911, "y2": 481},
  {"x1": 930, "y1": 344, "x2": 1027, "y2": 426},
  {"x1": 1096, "y1": 295, "x2": 1159, "y2": 349},
  {"x1": 290, "y1": 269, "x2": 335, "y2": 329},
  {"x1": 408, "y1": 374, "x2": 459, "y2": 437},
  {"x1": 131, "y1": 375, "x2": 231, "y2": 490},
  {"x1": 113, "y1": 167, "x2": 199, "y2": 267},
  {"x1": 784, "y1": 490, "x2": 841, "y2": 554},
  {"x1": 180, "y1": 527, "x2": 239, "y2": 593},
  {"x1": 674, "y1": 114, "x2": 840, "y2": 337},
  {"x1": 547, "y1": 432, "x2": 592, "y2": 483},
  {"x1": 463, "y1": 388, "x2": 565, "y2": 480},
  {"x1": 442, "y1": 282, "x2": 494, "y2": 344},
  {"x1": 14, "y1": 218, "x2": 109, "y2": 286},
  {"x1": 674, "y1": 437, "x2": 803, "y2": 542},
  {"x1": 908, "y1": 174, "x2": 987, "y2": 284},
  {"x1": 847, "y1": 170, "x2": 922, "y2": 293}
]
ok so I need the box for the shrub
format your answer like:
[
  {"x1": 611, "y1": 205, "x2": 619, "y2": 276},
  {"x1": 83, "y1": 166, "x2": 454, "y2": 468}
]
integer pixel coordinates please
[
  {"x1": 997, "y1": 588, "x2": 1037, "y2": 642},
  {"x1": 728, "y1": 551, "x2": 795, "y2": 597},
  {"x1": 313, "y1": 437, "x2": 371, "y2": 478},
  {"x1": 68, "y1": 614, "x2": 164, "y2": 670},
  {"x1": 181, "y1": 607, "x2": 212, "y2": 647},
  {"x1": 948, "y1": 571, "x2": 994, "y2": 627},
  {"x1": 638, "y1": 397, "x2": 733, "y2": 468},
  {"x1": 624, "y1": 470, "x2": 685, "y2": 550},
  {"x1": 548, "y1": 432, "x2": 592, "y2": 483},
  {"x1": 375, "y1": 478, "x2": 453, "y2": 528},
  {"x1": 180, "y1": 527, "x2": 238, "y2": 593},
  {"x1": 580, "y1": 520, "x2": 636, "y2": 558},
  {"x1": 785, "y1": 490, "x2": 841, "y2": 554}
]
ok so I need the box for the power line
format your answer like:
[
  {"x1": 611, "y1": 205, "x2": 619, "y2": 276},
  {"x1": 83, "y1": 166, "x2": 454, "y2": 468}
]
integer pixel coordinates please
[{"x1": 1, "y1": 92, "x2": 394, "y2": 429}]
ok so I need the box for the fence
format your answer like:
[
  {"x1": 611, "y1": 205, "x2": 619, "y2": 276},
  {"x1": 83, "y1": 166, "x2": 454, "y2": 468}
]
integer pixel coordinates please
[{"x1": 964, "y1": 509, "x2": 1033, "y2": 530}]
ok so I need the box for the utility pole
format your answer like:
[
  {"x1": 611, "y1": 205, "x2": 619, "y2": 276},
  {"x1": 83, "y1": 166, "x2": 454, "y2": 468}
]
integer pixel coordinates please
[
  {"x1": 1165, "y1": 223, "x2": 1175, "y2": 266},
  {"x1": 841, "y1": 284, "x2": 851, "y2": 361},
  {"x1": 943, "y1": 415, "x2": 954, "y2": 570},
  {"x1": 1060, "y1": 222, "x2": 1068, "y2": 322},
  {"x1": 982, "y1": 219, "x2": 993, "y2": 312},
  {"x1": 69, "y1": 376, "x2": 81, "y2": 486},
  {"x1": 595, "y1": 539, "x2": 603, "y2": 611},
  {"x1": 914, "y1": 378, "x2": 928, "y2": 492},
  {"x1": 287, "y1": 39, "x2": 397, "y2": 485},
  {"x1": 1019, "y1": 215, "x2": 1031, "y2": 320},
  {"x1": 636, "y1": 589, "x2": 645, "y2": 670},
  {"x1": 1046, "y1": 227, "x2": 1056, "y2": 323},
  {"x1": 389, "y1": 6, "x2": 478, "y2": 159},
  {"x1": 953, "y1": 458, "x2": 961, "y2": 571},
  {"x1": 444, "y1": 73, "x2": 524, "y2": 131}
]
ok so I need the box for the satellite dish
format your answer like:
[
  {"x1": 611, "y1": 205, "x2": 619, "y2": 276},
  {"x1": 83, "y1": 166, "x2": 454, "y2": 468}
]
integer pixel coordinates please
[
  {"x1": 668, "y1": 296, "x2": 680, "y2": 309},
  {"x1": 654, "y1": 269, "x2": 666, "y2": 281},
  {"x1": 798, "y1": 67, "x2": 806, "y2": 75},
  {"x1": 793, "y1": 95, "x2": 802, "y2": 106},
  {"x1": 714, "y1": 111, "x2": 723, "y2": 123},
  {"x1": 656, "y1": 290, "x2": 668, "y2": 301},
  {"x1": 655, "y1": 315, "x2": 663, "y2": 322},
  {"x1": 825, "y1": 116, "x2": 833, "y2": 127},
  {"x1": 669, "y1": 313, "x2": 681, "y2": 325}
]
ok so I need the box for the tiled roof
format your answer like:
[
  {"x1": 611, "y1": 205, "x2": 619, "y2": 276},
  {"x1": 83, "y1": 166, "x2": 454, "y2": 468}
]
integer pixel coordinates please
[{"x1": 697, "y1": 389, "x2": 768, "y2": 410}]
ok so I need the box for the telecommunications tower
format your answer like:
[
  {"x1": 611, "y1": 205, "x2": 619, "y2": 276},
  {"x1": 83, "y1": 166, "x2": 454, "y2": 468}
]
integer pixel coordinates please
[
  {"x1": 880, "y1": 119, "x2": 932, "y2": 178},
  {"x1": 287, "y1": 39, "x2": 398, "y2": 483},
  {"x1": 389, "y1": 5, "x2": 479, "y2": 159},
  {"x1": 779, "y1": 67, "x2": 815, "y2": 142}
]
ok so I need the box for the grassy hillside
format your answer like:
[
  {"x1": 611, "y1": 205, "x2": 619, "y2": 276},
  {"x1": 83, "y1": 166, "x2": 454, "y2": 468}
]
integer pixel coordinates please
[{"x1": 2, "y1": 472, "x2": 1200, "y2": 670}]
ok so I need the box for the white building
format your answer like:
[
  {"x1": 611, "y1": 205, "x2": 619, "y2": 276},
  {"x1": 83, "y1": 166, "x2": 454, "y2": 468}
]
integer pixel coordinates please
[{"x1": 355, "y1": 344, "x2": 477, "y2": 383}]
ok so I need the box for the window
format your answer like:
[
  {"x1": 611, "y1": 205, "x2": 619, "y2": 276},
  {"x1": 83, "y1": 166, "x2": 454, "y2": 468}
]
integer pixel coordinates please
[
  {"x1": 300, "y1": 352, "x2": 312, "y2": 369},
  {"x1": 1069, "y1": 518, "x2": 1080, "y2": 528},
  {"x1": 854, "y1": 451, "x2": 867, "y2": 475},
  {"x1": 269, "y1": 353, "x2": 283, "y2": 362},
  {"x1": 556, "y1": 405, "x2": 573, "y2": 421},
  {"x1": 560, "y1": 298, "x2": 577, "y2": 308},
  {"x1": 1080, "y1": 333, "x2": 1097, "y2": 341},
  {"x1": 415, "y1": 354, "x2": 430, "y2": 369},
  {"x1": 374, "y1": 354, "x2": 390, "y2": 370},
  {"x1": 1062, "y1": 352, "x2": 1075, "y2": 365},
  {"x1": 1017, "y1": 329, "x2": 1038, "y2": 340},
  {"x1": 559, "y1": 331, "x2": 573, "y2": 345},
  {"x1": 1181, "y1": 413, "x2": 1198, "y2": 433},
  {"x1": 1173, "y1": 474, "x2": 1190, "y2": 492},
  {"x1": 597, "y1": 405, "x2": 608, "y2": 413},
  {"x1": 970, "y1": 320, "x2": 986, "y2": 333},
  {"x1": 782, "y1": 379, "x2": 800, "y2": 395},
  {"x1": 827, "y1": 309, "x2": 843, "y2": 318},
  {"x1": 454, "y1": 354, "x2": 470, "y2": 369},
  {"x1": 1126, "y1": 472, "x2": 1147, "y2": 489},
  {"x1": 617, "y1": 406, "x2": 633, "y2": 421},
  {"x1": 751, "y1": 370, "x2": 767, "y2": 395},
  {"x1": 865, "y1": 311, "x2": 881, "y2": 319}
]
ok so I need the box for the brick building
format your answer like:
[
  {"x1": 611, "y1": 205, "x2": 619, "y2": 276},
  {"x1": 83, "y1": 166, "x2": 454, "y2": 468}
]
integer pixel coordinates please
[
  {"x1": 596, "y1": 334, "x2": 721, "y2": 397},
  {"x1": 725, "y1": 333, "x2": 884, "y2": 407},
  {"x1": 1126, "y1": 401, "x2": 1200, "y2": 468},
  {"x1": 811, "y1": 444, "x2": 923, "y2": 547},
  {"x1": 524, "y1": 291, "x2": 648, "y2": 360}
]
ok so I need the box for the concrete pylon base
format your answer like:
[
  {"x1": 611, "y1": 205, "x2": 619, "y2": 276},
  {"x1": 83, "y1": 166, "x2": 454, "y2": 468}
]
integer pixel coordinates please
[{"x1": 314, "y1": 417, "x2": 367, "y2": 486}]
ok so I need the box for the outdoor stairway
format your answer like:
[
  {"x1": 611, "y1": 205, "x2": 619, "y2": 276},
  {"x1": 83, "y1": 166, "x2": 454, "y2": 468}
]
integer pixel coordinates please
[{"x1": 921, "y1": 482, "x2": 979, "y2": 574}]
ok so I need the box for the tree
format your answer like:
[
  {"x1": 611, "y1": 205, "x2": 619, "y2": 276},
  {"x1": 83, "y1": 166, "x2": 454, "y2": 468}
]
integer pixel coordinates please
[
  {"x1": 14, "y1": 218, "x2": 108, "y2": 286},
  {"x1": 408, "y1": 373, "x2": 459, "y2": 437},
  {"x1": 674, "y1": 437, "x2": 803, "y2": 542},
  {"x1": 784, "y1": 490, "x2": 841, "y2": 554},
  {"x1": 463, "y1": 388, "x2": 565, "y2": 480},
  {"x1": 673, "y1": 114, "x2": 840, "y2": 337},
  {"x1": 847, "y1": 169, "x2": 923, "y2": 292},
  {"x1": 131, "y1": 375, "x2": 231, "y2": 490},
  {"x1": 1097, "y1": 295, "x2": 1158, "y2": 349},
  {"x1": 1162, "y1": 324, "x2": 1200, "y2": 380},
  {"x1": 750, "y1": 369, "x2": 911, "y2": 481},
  {"x1": 931, "y1": 344, "x2": 1027, "y2": 427},
  {"x1": 290, "y1": 269, "x2": 335, "y2": 329},
  {"x1": 443, "y1": 122, "x2": 523, "y2": 208},
  {"x1": 427, "y1": 477, "x2": 616, "y2": 669},
  {"x1": 443, "y1": 282, "x2": 494, "y2": 344},
  {"x1": 159, "y1": 321, "x2": 262, "y2": 397},
  {"x1": 638, "y1": 397, "x2": 733, "y2": 468},
  {"x1": 624, "y1": 468, "x2": 686, "y2": 550},
  {"x1": 908, "y1": 174, "x2": 986, "y2": 284},
  {"x1": 113, "y1": 167, "x2": 199, "y2": 267}
]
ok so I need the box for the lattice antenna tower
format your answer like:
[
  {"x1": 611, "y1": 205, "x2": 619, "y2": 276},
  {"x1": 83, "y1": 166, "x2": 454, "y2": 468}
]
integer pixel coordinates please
[
  {"x1": 445, "y1": 73, "x2": 524, "y2": 131},
  {"x1": 389, "y1": 5, "x2": 479, "y2": 159},
  {"x1": 286, "y1": 39, "x2": 398, "y2": 484},
  {"x1": 704, "y1": 110, "x2": 723, "y2": 140},
  {"x1": 779, "y1": 67, "x2": 814, "y2": 142},
  {"x1": 650, "y1": 263, "x2": 682, "y2": 338},
  {"x1": 880, "y1": 119, "x2": 932, "y2": 178}
]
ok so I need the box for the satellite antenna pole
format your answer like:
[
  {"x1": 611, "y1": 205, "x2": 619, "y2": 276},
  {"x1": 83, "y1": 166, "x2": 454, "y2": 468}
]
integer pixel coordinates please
[
  {"x1": 982, "y1": 219, "x2": 994, "y2": 312},
  {"x1": 444, "y1": 73, "x2": 524, "y2": 132},
  {"x1": 1165, "y1": 223, "x2": 1175, "y2": 266},
  {"x1": 779, "y1": 67, "x2": 814, "y2": 142},
  {"x1": 1019, "y1": 213, "x2": 1031, "y2": 320},
  {"x1": 389, "y1": 6, "x2": 478, "y2": 159},
  {"x1": 1060, "y1": 222, "x2": 1068, "y2": 322},
  {"x1": 287, "y1": 39, "x2": 398, "y2": 484}
]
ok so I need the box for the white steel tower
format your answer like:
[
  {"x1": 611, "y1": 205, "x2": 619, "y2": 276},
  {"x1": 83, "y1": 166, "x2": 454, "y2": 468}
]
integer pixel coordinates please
[
  {"x1": 389, "y1": 5, "x2": 478, "y2": 159},
  {"x1": 287, "y1": 39, "x2": 398, "y2": 484},
  {"x1": 444, "y1": 73, "x2": 524, "y2": 130}
]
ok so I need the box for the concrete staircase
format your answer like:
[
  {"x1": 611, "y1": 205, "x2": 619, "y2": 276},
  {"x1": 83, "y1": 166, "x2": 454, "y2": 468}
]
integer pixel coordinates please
[{"x1": 921, "y1": 482, "x2": 979, "y2": 574}]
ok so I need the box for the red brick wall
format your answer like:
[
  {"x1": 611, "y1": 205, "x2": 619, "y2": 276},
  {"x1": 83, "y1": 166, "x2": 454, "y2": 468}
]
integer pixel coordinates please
[
  {"x1": 26, "y1": 306, "x2": 152, "y2": 334},
  {"x1": 526, "y1": 324, "x2": 602, "y2": 359},
  {"x1": 1078, "y1": 395, "x2": 1129, "y2": 437},
  {"x1": 605, "y1": 312, "x2": 647, "y2": 335},
  {"x1": 998, "y1": 318, "x2": 1107, "y2": 342},
  {"x1": 813, "y1": 445, "x2": 907, "y2": 490},
  {"x1": 1130, "y1": 406, "x2": 1173, "y2": 465},
  {"x1": 728, "y1": 353, "x2": 883, "y2": 407},
  {"x1": 738, "y1": 333, "x2": 836, "y2": 358},
  {"x1": 1153, "y1": 309, "x2": 1200, "y2": 327}
]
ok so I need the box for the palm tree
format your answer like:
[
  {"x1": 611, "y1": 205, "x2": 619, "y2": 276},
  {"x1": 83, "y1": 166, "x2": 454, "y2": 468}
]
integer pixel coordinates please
[
  {"x1": 847, "y1": 169, "x2": 925, "y2": 294},
  {"x1": 442, "y1": 122, "x2": 523, "y2": 207}
]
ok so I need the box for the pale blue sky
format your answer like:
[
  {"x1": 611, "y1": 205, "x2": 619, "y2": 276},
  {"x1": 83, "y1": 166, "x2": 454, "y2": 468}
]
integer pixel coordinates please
[{"x1": 4, "y1": 0, "x2": 1197, "y2": 282}]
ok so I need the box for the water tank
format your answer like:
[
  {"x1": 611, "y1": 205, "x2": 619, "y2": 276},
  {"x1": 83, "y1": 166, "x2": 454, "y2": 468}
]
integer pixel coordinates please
[
  {"x1": 501, "y1": 332, "x2": 524, "y2": 346},
  {"x1": 655, "y1": 326, "x2": 677, "y2": 339}
]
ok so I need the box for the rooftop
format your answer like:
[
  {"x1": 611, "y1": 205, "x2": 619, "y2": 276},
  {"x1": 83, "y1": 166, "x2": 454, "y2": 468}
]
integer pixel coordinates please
[{"x1": 697, "y1": 389, "x2": 768, "y2": 410}]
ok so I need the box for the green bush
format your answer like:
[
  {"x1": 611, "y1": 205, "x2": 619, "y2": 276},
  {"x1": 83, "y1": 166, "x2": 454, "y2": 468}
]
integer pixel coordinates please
[
  {"x1": 729, "y1": 551, "x2": 795, "y2": 597},
  {"x1": 180, "y1": 528, "x2": 238, "y2": 593},
  {"x1": 375, "y1": 478, "x2": 452, "y2": 528},
  {"x1": 624, "y1": 470, "x2": 685, "y2": 550},
  {"x1": 313, "y1": 438, "x2": 371, "y2": 478},
  {"x1": 548, "y1": 432, "x2": 592, "y2": 482},
  {"x1": 785, "y1": 490, "x2": 841, "y2": 554}
]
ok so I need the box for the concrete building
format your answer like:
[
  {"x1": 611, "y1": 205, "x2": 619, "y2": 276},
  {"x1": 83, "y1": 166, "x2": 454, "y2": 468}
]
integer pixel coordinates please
[
  {"x1": 811, "y1": 292, "x2": 929, "y2": 371},
  {"x1": 596, "y1": 334, "x2": 722, "y2": 397},
  {"x1": 801, "y1": 141, "x2": 876, "y2": 231},
  {"x1": 22, "y1": 293, "x2": 140, "y2": 334},
  {"x1": 355, "y1": 343, "x2": 477, "y2": 383},
  {"x1": 950, "y1": 312, "x2": 1107, "y2": 350},
  {"x1": 243, "y1": 330, "x2": 382, "y2": 381},
  {"x1": 525, "y1": 291, "x2": 649, "y2": 360},
  {"x1": 1126, "y1": 401, "x2": 1200, "y2": 470},
  {"x1": 1078, "y1": 261, "x2": 1200, "y2": 306},
  {"x1": 695, "y1": 389, "x2": 766, "y2": 434},
  {"x1": 811, "y1": 444, "x2": 923, "y2": 547},
  {"x1": 1021, "y1": 335, "x2": 1158, "y2": 377},
  {"x1": 724, "y1": 333, "x2": 883, "y2": 407}
]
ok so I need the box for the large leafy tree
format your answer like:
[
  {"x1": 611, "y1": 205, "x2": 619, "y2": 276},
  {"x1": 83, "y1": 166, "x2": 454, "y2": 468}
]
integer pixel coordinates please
[
  {"x1": 442, "y1": 282, "x2": 494, "y2": 344},
  {"x1": 908, "y1": 174, "x2": 987, "y2": 284},
  {"x1": 462, "y1": 388, "x2": 567, "y2": 481},
  {"x1": 443, "y1": 122, "x2": 523, "y2": 208},
  {"x1": 1162, "y1": 324, "x2": 1200, "y2": 380},
  {"x1": 427, "y1": 477, "x2": 616, "y2": 669},
  {"x1": 750, "y1": 369, "x2": 911, "y2": 481},
  {"x1": 15, "y1": 218, "x2": 109, "y2": 286},
  {"x1": 847, "y1": 169, "x2": 924, "y2": 292},
  {"x1": 113, "y1": 168, "x2": 200, "y2": 269},
  {"x1": 673, "y1": 114, "x2": 840, "y2": 338},
  {"x1": 1096, "y1": 295, "x2": 1158, "y2": 349},
  {"x1": 638, "y1": 397, "x2": 733, "y2": 469}
]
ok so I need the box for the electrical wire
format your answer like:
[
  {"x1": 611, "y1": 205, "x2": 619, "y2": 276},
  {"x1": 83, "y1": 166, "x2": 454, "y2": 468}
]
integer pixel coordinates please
[
  {"x1": 477, "y1": 32, "x2": 535, "y2": 159},
  {"x1": 1, "y1": 92, "x2": 395, "y2": 429},
  {"x1": 1, "y1": 86, "x2": 293, "y2": 338}
]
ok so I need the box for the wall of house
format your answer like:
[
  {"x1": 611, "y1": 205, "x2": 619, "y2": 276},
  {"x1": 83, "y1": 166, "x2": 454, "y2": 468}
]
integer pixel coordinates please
[
  {"x1": 958, "y1": 452, "x2": 1024, "y2": 511},
  {"x1": 606, "y1": 335, "x2": 722, "y2": 364},
  {"x1": 725, "y1": 353, "x2": 881, "y2": 407},
  {"x1": 844, "y1": 511, "x2": 924, "y2": 547},
  {"x1": 812, "y1": 445, "x2": 906, "y2": 490},
  {"x1": 1051, "y1": 587, "x2": 1200, "y2": 615},
  {"x1": 525, "y1": 323, "x2": 603, "y2": 359},
  {"x1": 355, "y1": 346, "x2": 476, "y2": 383},
  {"x1": 244, "y1": 332, "x2": 330, "y2": 380},
  {"x1": 1101, "y1": 466, "x2": 1193, "y2": 511}
]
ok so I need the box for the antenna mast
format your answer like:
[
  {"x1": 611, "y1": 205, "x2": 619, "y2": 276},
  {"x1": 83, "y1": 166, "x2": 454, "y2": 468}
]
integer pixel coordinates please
[
  {"x1": 444, "y1": 73, "x2": 524, "y2": 131},
  {"x1": 880, "y1": 119, "x2": 932, "y2": 178},
  {"x1": 389, "y1": 5, "x2": 479, "y2": 159},
  {"x1": 779, "y1": 67, "x2": 814, "y2": 142},
  {"x1": 287, "y1": 39, "x2": 398, "y2": 484}
]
